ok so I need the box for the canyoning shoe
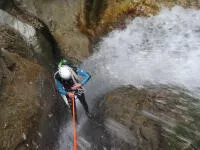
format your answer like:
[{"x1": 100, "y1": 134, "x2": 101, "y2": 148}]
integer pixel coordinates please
[
  {"x1": 76, "y1": 119, "x2": 79, "y2": 125},
  {"x1": 86, "y1": 112, "x2": 92, "y2": 119}
]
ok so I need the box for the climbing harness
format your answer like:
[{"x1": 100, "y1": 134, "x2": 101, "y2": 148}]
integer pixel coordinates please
[
  {"x1": 77, "y1": 88, "x2": 85, "y2": 96},
  {"x1": 54, "y1": 70, "x2": 86, "y2": 96},
  {"x1": 69, "y1": 67, "x2": 86, "y2": 95}
]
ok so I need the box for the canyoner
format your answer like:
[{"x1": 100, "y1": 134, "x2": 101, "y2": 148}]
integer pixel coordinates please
[
  {"x1": 54, "y1": 59, "x2": 92, "y2": 121},
  {"x1": 54, "y1": 59, "x2": 92, "y2": 149}
]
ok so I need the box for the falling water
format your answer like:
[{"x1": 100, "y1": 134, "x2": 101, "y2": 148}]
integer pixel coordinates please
[
  {"x1": 59, "y1": 6, "x2": 200, "y2": 149},
  {"x1": 84, "y1": 6, "x2": 200, "y2": 96}
]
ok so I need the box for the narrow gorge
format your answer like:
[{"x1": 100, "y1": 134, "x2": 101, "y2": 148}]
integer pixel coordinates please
[{"x1": 0, "y1": 0, "x2": 200, "y2": 150}]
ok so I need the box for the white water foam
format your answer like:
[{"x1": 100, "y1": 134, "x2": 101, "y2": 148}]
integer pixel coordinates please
[
  {"x1": 59, "y1": 6, "x2": 200, "y2": 149},
  {"x1": 83, "y1": 6, "x2": 200, "y2": 97}
]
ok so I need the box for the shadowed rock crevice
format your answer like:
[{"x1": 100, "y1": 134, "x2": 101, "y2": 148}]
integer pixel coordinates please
[
  {"x1": 83, "y1": 0, "x2": 105, "y2": 27},
  {"x1": 0, "y1": 1, "x2": 91, "y2": 149},
  {"x1": 6, "y1": 1, "x2": 62, "y2": 63},
  {"x1": 0, "y1": 8, "x2": 62, "y2": 149},
  {"x1": 11, "y1": 0, "x2": 91, "y2": 63}
]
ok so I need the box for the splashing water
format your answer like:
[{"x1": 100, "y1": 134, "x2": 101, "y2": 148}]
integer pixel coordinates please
[
  {"x1": 83, "y1": 6, "x2": 200, "y2": 98},
  {"x1": 59, "y1": 6, "x2": 200, "y2": 149}
]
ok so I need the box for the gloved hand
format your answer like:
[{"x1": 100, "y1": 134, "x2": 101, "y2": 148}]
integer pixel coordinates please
[
  {"x1": 71, "y1": 83, "x2": 82, "y2": 90},
  {"x1": 67, "y1": 92, "x2": 74, "y2": 99}
]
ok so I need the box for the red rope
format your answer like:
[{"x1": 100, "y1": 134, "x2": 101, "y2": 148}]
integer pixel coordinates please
[{"x1": 72, "y1": 94, "x2": 77, "y2": 150}]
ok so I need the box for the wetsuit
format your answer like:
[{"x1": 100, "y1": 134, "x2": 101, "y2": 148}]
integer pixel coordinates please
[{"x1": 54, "y1": 65, "x2": 91, "y2": 120}]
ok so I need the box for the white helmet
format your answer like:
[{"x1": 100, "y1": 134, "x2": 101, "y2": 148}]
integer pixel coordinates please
[{"x1": 58, "y1": 65, "x2": 72, "y2": 80}]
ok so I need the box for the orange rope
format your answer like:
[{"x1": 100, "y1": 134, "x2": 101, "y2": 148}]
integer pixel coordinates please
[{"x1": 72, "y1": 94, "x2": 77, "y2": 150}]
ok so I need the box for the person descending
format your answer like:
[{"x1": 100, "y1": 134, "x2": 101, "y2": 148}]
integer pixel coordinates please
[{"x1": 54, "y1": 59, "x2": 92, "y2": 121}]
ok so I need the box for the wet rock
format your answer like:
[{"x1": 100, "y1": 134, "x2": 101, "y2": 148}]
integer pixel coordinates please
[
  {"x1": 12, "y1": 0, "x2": 90, "y2": 62},
  {"x1": 37, "y1": 131, "x2": 42, "y2": 138},
  {"x1": 157, "y1": 0, "x2": 200, "y2": 8},
  {"x1": 48, "y1": 113, "x2": 53, "y2": 118},
  {"x1": 0, "y1": 13, "x2": 59, "y2": 149},
  {"x1": 1, "y1": 48, "x2": 16, "y2": 71},
  {"x1": 77, "y1": 0, "x2": 200, "y2": 37},
  {"x1": 0, "y1": 10, "x2": 54, "y2": 65},
  {"x1": 0, "y1": 0, "x2": 11, "y2": 9},
  {"x1": 103, "y1": 85, "x2": 200, "y2": 149},
  {"x1": 22, "y1": 133, "x2": 27, "y2": 140},
  {"x1": 0, "y1": 50, "x2": 45, "y2": 149}
]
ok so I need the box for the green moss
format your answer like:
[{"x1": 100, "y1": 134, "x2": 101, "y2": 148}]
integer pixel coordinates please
[
  {"x1": 188, "y1": 108, "x2": 200, "y2": 127},
  {"x1": 174, "y1": 125, "x2": 191, "y2": 139},
  {"x1": 192, "y1": 139, "x2": 200, "y2": 150},
  {"x1": 168, "y1": 136, "x2": 183, "y2": 150},
  {"x1": 173, "y1": 124, "x2": 199, "y2": 149},
  {"x1": 180, "y1": 92, "x2": 199, "y2": 103}
]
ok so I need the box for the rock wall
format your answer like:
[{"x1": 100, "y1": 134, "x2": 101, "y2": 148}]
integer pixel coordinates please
[
  {"x1": 0, "y1": 48, "x2": 44, "y2": 149},
  {"x1": 0, "y1": 0, "x2": 94, "y2": 149},
  {"x1": 0, "y1": 8, "x2": 60, "y2": 149},
  {"x1": 0, "y1": 9, "x2": 54, "y2": 66},
  {"x1": 13, "y1": 0, "x2": 90, "y2": 62},
  {"x1": 77, "y1": 0, "x2": 200, "y2": 37},
  {"x1": 103, "y1": 86, "x2": 200, "y2": 149}
]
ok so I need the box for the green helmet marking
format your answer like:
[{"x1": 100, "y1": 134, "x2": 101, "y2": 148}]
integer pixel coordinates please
[{"x1": 58, "y1": 59, "x2": 67, "y2": 68}]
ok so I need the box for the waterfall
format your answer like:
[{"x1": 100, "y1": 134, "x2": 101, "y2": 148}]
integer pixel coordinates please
[
  {"x1": 59, "y1": 6, "x2": 200, "y2": 149},
  {"x1": 83, "y1": 6, "x2": 200, "y2": 97}
]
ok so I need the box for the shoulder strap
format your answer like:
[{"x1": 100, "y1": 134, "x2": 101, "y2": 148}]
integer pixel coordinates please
[
  {"x1": 54, "y1": 71, "x2": 59, "y2": 83},
  {"x1": 71, "y1": 69, "x2": 81, "y2": 83}
]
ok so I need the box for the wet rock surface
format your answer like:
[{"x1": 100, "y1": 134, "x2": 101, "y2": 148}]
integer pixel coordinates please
[
  {"x1": 0, "y1": 1, "x2": 91, "y2": 149},
  {"x1": 0, "y1": 9, "x2": 55, "y2": 66},
  {"x1": 0, "y1": 25, "x2": 34, "y2": 60},
  {"x1": 0, "y1": 47, "x2": 64, "y2": 149},
  {"x1": 102, "y1": 85, "x2": 200, "y2": 149},
  {"x1": 0, "y1": 48, "x2": 44, "y2": 149},
  {"x1": 77, "y1": 0, "x2": 200, "y2": 37},
  {"x1": 12, "y1": 0, "x2": 91, "y2": 62},
  {"x1": 0, "y1": 11, "x2": 61, "y2": 149}
]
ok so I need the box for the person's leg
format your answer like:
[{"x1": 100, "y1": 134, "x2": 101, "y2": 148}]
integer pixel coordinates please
[
  {"x1": 61, "y1": 94, "x2": 77, "y2": 122},
  {"x1": 61, "y1": 94, "x2": 69, "y2": 108},
  {"x1": 77, "y1": 93, "x2": 89, "y2": 113},
  {"x1": 77, "y1": 93, "x2": 92, "y2": 118}
]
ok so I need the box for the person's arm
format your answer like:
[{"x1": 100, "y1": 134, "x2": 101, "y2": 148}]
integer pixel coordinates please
[
  {"x1": 55, "y1": 79, "x2": 67, "y2": 95},
  {"x1": 76, "y1": 68, "x2": 91, "y2": 85}
]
